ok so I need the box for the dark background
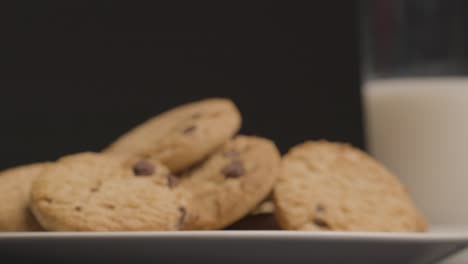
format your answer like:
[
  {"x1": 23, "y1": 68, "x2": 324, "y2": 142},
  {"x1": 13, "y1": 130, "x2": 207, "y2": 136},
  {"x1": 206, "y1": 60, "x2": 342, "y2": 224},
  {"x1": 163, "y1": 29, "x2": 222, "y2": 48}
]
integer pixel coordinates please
[
  {"x1": 363, "y1": 0, "x2": 468, "y2": 77},
  {"x1": 0, "y1": 2, "x2": 363, "y2": 170}
]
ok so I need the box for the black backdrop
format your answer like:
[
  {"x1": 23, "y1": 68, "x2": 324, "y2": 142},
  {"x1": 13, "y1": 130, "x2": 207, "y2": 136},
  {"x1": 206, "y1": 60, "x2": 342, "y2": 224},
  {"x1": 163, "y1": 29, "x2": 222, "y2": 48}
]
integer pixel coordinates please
[{"x1": 0, "y1": 2, "x2": 363, "y2": 170}]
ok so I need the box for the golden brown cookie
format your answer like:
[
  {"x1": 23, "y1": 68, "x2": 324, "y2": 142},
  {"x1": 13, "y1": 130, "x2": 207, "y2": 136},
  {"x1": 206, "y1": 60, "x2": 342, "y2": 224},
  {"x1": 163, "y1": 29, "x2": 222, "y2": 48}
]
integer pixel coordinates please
[
  {"x1": 274, "y1": 141, "x2": 428, "y2": 232},
  {"x1": 30, "y1": 152, "x2": 186, "y2": 231},
  {"x1": 179, "y1": 135, "x2": 281, "y2": 230},
  {"x1": 0, "y1": 163, "x2": 47, "y2": 231},
  {"x1": 106, "y1": 98, "x2": 241, "y2": 172}
]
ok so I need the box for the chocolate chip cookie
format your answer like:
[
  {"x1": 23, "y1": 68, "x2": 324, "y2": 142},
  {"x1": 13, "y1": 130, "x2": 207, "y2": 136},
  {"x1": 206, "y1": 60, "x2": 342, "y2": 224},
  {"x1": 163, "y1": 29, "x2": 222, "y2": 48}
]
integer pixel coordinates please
[
  {"x1": 178, "y1": 135, "x2": 281, "y2": 230},
  {"x1": 0, "y1": 163, "x2": 47, "y2": 231},
  {"x1": 274, "y1": 141, "x2": 428, "y2": 232},
  {"x1": 30, "y1": 152, "x2": 186, "y2": 231},
  {"x1": 106, "y1": 98, "x2": 241, "y2": 172}
]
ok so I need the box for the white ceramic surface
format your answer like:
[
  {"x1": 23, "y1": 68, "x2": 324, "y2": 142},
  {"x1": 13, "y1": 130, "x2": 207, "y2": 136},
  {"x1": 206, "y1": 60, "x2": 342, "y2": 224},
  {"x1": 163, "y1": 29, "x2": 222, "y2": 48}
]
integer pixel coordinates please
[{"x1": 1, "y1": 226, "x2": 468, "y2": 264}]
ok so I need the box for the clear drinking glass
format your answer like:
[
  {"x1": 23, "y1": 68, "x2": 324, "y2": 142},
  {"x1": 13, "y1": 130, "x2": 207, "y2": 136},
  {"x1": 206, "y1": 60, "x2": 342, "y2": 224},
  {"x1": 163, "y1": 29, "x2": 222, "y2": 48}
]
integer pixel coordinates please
[{"x1": 360, "y1": 0, "x2": 468, "y2": 236}]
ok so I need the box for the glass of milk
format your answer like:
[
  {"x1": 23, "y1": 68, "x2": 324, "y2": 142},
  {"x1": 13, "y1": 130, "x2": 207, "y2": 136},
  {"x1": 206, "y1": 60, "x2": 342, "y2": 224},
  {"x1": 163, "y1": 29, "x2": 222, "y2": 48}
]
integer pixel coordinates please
[{"x1": 361, "y1": 0, "x2": 468, "y2": 237}]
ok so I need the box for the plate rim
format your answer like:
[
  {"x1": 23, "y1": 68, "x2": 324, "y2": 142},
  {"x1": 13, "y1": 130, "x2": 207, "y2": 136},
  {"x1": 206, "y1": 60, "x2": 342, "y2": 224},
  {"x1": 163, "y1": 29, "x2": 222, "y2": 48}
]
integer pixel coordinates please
[{"x1": 2, "y1": 229, "x2": 468, "y2": 243}]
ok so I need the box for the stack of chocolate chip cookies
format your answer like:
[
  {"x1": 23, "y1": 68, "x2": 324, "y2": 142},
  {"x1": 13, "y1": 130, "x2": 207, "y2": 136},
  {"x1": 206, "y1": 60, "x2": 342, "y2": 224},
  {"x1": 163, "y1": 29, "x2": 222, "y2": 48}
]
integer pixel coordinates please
[{"x1": 0, "y1": 98, "x2": 428, "y2": 232}]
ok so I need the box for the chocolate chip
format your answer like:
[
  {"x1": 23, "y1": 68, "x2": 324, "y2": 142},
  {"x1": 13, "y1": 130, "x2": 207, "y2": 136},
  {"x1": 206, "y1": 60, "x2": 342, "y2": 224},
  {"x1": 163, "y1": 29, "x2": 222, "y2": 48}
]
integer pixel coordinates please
[
  {"x1": 178, "y1": 207, "x2": 186, "y2": 229},
  {"x1": 182, "y1": 125, "x2": 197, "y2": 134},
  {"x1": 313, "y1": 218, "x2": 330, "y2": 229},
  {"x1": 223, "y1": 150, "x2": 240, "y2": 158},
  {"x1": 74, "y1": 206, "x2": 82, "y2": 212},
  {"x1": 167, "y1": 174, "x2": 179, "y2": 188},
  {"x1": 221, "y1": 160, "x2": 245, "y2": 178},
  {"x1": 315, "y1": 204, "x2": 326, "y2": 213},
  {"x1": 133, "y1": 160, "x2": 155, "y2": 176}
]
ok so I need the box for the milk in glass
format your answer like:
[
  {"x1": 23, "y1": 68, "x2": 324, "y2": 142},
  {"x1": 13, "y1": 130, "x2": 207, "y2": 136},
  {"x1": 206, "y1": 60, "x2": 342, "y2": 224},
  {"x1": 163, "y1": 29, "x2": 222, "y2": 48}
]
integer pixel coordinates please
[{"x1": 364, "y1": 78, "x2": 468, "y2": 224}]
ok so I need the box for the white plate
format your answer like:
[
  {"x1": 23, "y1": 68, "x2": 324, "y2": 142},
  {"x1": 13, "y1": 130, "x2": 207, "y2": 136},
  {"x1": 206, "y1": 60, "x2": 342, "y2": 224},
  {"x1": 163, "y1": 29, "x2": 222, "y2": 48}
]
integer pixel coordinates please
[{"x1": 2, "y1": 226, "x2": 468, "y2": 264}]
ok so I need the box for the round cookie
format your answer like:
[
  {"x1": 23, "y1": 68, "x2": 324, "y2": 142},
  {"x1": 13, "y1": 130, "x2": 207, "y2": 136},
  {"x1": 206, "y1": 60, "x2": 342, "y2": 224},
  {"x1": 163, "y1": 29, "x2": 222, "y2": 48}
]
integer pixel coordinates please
[
  {"x1": 178, "y1": 135, "x2": 281, "y2": 230},
  {"x1": 0, "y1": 163, "x2": 47, "y2": 231},
  {"x1": 274, "y1": 141, "x2": 428, "y2": 232},
  {"x1": 30, "y1": 152, "x2": 186, "y2": 231},
  {"x1": 105, "y1": 98, "x2": 241, "y2": 173}
]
